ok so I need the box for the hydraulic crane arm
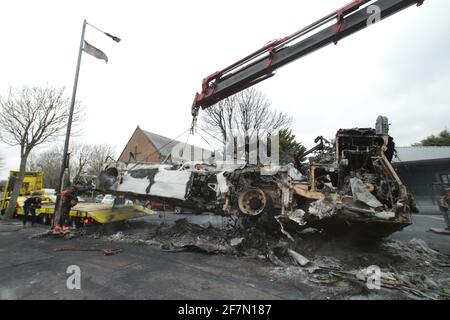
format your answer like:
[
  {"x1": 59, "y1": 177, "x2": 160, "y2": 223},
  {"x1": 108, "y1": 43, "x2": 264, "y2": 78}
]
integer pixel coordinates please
[{"x1": 192, "y1": 0, "x2": 424, "y2": 116}]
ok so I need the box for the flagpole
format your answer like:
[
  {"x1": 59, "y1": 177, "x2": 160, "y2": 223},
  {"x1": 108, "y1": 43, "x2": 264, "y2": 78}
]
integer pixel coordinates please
[{"x1": 53, "y1": 19, "x2": 87, "y2": 227}]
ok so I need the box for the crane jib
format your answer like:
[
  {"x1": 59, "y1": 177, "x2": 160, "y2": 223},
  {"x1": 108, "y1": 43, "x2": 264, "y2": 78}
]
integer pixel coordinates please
[{"x1": 191, "y1": 0, "x2": 424, "y2": 116}]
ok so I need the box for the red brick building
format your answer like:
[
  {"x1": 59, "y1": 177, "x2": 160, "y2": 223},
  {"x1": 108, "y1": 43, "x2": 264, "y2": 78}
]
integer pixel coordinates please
[{"x1": 118, "y1": 126, "x2": 211, "y2": 164}]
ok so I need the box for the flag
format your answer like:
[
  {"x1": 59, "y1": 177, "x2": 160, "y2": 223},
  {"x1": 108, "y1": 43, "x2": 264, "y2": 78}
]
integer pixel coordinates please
[{"x1": 83, "y1": 41, "x2": 108, "y2": 63}]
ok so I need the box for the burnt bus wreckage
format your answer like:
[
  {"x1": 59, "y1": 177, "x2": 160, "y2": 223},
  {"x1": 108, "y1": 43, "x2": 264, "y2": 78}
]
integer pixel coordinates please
[
  {"x1": 97, "y1": 0, "x2": 424, "y2": 237},
  {"x1": 96, "y1": 117, "x2": 416, "y2": 238}
]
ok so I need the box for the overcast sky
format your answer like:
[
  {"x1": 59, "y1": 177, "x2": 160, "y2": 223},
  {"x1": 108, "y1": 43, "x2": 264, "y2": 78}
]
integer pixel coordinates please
[{"x1": 1, "y1": 0, "x2": 449, "y2": 179}]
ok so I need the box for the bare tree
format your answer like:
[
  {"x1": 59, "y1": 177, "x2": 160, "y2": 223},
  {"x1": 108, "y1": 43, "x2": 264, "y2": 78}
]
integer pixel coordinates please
[
  {"x1": 29, "y1": 146, "x2": 63, "y2": 189},
  {"x1": 69, "y1": 143, "x2": 92, "y2": 183},
  {"x1": 87, "y1": 144, "x2": 116, "y2": 176},
  {"x1": 68, "y1": 143, "x2": 116, "y2": 182},
  {"x1": 201, "y1": 88, "x2": 291, "y2": 145},
  {"x1": 26, "y1": 152, "x2": 38, "y2": 171},
  {"x1": 201, "y1": 94, "x2": 237, "y2": 145},
  {"x1": 0, "y1": 86, "x2": 82, "y2": 218},
  {"x1": 30, "y1": 145, "x2": 77, "y2": 190},
  {"x1": 200, "y1": 88, "x2": 291, "y2": 162},
  {"x1": 30, "y1": 143, "x2": 115, "y2": 189}
]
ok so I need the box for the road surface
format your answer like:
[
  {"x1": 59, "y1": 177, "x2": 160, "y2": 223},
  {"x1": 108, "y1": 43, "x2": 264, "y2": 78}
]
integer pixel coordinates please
[
  {"x1": 0, "y1": 220, "x2": 307, "y2": 300},
  {"x1": 0, "y1": 213, "x2": 449, "y2": 300}
]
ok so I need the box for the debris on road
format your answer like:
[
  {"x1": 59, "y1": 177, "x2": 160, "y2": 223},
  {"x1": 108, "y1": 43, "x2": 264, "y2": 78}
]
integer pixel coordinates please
[
  {"x1": 430, "y1": 228, "x2": 450, "y2": 235},
  {"x1": 267, "y1": 249, "x2": 286, "y2": 267},
  {"x1": 92, "y1": 218, "x2": 450, "y2": 300},
  {"x1": 381, "y1": 238, "x2": 450, "y2": 270},
  {"x1": 106, "y1": 231, "x2": 162, "y2": 247},
  {"x1": 30, "y1": 230, "x2": 54, "y2": 238},
  {"x1": 230, "y1": 237, "x2": 244, "y2": 247},
  {"x1": 30, "y1": 229, "x2": 86, "y2": 239},
  {"x1": 270, "y1": 238, "x2": 450, "y2": 300},
  {"x1": 287, "y1": 249, "x2": 310, "y2": 267},
  {"x1": 54, "y1": 247, "x2": 122, "y2": 256}
]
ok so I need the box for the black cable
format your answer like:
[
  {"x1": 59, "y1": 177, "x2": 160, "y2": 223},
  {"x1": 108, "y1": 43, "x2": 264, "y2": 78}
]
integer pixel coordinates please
[
  {"x1": 196, "y1": 126, "x2": 225, "y2": 145},
  {"x1": 196, "y1": 130, "x2": 218, "y2": 153}
]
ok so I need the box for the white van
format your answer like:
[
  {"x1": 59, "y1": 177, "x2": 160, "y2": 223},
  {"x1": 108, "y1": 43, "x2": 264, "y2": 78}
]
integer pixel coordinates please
[{"x1": 101, "y1": 194, "x2": 115, "y2": 205}]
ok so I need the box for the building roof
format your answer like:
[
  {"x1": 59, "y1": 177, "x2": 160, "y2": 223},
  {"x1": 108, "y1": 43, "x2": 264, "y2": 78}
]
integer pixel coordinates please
[
  {"x1": 393, "y1": 146, "x2": 450, "y2": 164},
  {"x1": 141, "y1": 129, "x2": 214, "y2": 161},
  {"x1": 141, "y1": 130, "x2": 186, "y2": 157}
]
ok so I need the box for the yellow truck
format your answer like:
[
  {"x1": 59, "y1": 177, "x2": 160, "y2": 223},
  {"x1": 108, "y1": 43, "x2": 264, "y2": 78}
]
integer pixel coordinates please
[
  {"x1": 1, "y1": 170, "x2": 154, "y2": 228},
  {"x1": 1, "y1": 171, "x2": 45, "y2": 215}
]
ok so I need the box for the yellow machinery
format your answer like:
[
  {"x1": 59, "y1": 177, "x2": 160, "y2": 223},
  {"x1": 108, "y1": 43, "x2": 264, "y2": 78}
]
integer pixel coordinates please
[
  {"x1": 1, "y1": 171, "x2": 45, "y2": 213},
  {"x1": 1, "y1": 170, "x2": 155, "y2": 227}
]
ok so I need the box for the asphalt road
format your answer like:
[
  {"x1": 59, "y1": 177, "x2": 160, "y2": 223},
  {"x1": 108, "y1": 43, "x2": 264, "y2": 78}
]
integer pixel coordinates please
[
  {"x1": 0, "y1": 212, "x2": 449, "y2": 300},
  {"x1": 391, "y1": 214, "x2": 450, "y2": 255},
  {"x1": 0, "y1": 220, "x2": 308, "y2": 300}
]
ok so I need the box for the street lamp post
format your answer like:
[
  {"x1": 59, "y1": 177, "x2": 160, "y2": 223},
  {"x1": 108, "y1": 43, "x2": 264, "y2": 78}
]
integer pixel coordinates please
[
  {"x1": 86, "y1": 22, "x2": 121, "y2": 43},
  {"x1": 53, "y1": 20, "x2": 120, "y2": 227}
]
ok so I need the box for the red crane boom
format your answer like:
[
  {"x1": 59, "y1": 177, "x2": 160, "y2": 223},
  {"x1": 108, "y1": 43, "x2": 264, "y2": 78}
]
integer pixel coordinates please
[{"x1": 191, "y1": 0, "x2": 424, "y2": 117}]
